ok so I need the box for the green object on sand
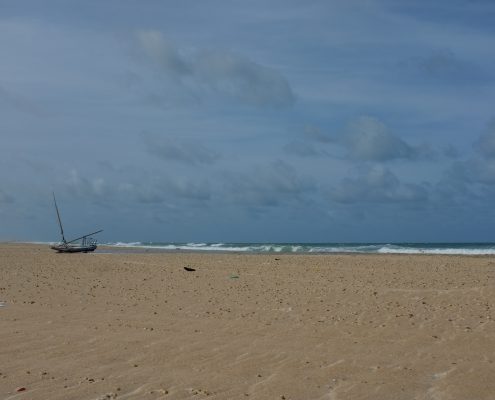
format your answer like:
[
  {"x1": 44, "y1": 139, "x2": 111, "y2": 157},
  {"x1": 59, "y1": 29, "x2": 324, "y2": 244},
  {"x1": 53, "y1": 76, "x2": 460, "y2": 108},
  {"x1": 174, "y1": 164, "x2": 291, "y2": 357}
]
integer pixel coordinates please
[{"x1": 229, "y1": 275, "x2": 239, "y2": 279}]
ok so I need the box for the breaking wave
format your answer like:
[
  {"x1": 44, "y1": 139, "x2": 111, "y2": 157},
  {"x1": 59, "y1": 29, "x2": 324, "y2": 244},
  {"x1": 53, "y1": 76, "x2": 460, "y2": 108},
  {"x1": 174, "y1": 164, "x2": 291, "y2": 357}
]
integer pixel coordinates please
[{"x1": 105, "y1": 242, "x2": 495, "y2": 255}]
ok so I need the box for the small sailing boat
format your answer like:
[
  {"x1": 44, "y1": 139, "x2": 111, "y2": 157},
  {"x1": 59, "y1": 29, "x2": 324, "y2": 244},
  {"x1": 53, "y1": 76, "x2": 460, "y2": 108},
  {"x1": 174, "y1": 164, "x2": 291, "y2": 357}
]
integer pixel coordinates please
[{"x1": 50, "y1": 193, "x2": 103, "y2": 253}]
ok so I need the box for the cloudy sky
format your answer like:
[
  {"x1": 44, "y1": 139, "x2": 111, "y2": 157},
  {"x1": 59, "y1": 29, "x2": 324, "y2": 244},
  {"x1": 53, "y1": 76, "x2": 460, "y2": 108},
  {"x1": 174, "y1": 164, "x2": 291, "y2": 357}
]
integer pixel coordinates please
[{"x1": 1, "y1": 0, "x2": 495, "y2": 243}]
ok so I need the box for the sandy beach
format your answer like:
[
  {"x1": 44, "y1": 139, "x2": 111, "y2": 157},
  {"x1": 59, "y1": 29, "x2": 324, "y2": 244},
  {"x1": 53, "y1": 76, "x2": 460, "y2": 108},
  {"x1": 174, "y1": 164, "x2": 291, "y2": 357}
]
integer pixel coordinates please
[{"x1": 1, "y1": 243, "x2": 494, "y2": 399}]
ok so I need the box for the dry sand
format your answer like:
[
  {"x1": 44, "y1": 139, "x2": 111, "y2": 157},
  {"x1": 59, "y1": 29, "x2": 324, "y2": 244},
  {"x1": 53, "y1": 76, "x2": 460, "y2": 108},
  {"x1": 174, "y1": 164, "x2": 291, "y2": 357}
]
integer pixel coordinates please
[{"x1": 1, "y1": 243, "x2": 494, "y2": 400}]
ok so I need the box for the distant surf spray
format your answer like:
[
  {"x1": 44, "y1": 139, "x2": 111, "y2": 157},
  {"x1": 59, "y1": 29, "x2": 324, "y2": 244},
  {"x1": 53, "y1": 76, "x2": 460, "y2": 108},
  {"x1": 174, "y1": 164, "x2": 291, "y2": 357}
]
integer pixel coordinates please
[{"x1": 105, "y1": 242, "x2": 495, "y2": 255}]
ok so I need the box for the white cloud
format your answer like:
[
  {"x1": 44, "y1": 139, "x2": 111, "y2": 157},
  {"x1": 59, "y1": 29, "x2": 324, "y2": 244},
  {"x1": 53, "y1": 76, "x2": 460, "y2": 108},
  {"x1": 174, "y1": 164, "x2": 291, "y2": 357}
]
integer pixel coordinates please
[
  {"x1": 136, "y1": 31, "x2": 190, "y2": 78},
  {"x1": 62, "y1": 168, "x2": 211, "y2": 206},
  {"x1": 448, "y1": 154, "x2": 495, "y2": 186},
  {"x1": 135, "y1": 30, "x2": 295, "y2": 107},
  {"x1": 330, "y1": 165, "x2": 428, "y2": 204},
  {"x1": 443, "y1": 120, "x2": 495, "y2": 188},
  {"x1": 225, "y1": 160, "x2": 315, "y2": 207},
  {"x1": 65, "y1": 170, "x2": 111, "y2": 199},
  {"x1": 287, "y1": 116, "x2": 425, "y2": 162},
  {"x1": 343, "y1": 116, "x2": 417, "y2": 161}
]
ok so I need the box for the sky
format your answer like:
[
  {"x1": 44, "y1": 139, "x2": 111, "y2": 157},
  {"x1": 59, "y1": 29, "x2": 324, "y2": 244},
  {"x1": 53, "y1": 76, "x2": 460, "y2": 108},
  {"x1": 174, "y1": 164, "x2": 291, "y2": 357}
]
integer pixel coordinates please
[{"x1": 1, "y1": 0, "x2": 495, "y2": 243}]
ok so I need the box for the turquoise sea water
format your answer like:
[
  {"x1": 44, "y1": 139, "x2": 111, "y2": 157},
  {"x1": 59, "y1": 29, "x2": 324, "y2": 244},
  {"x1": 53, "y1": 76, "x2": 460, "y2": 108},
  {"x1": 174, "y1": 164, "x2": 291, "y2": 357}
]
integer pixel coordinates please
[{"x1": 106, "y1": 242, "x2": 495, "y2": 255}]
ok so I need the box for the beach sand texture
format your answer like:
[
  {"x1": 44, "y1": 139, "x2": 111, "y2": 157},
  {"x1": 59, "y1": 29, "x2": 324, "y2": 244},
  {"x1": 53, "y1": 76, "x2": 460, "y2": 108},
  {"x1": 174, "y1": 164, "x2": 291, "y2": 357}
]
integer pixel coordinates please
[{"x1": 1, "y1": 243, "x2": 494, "y2": 399}]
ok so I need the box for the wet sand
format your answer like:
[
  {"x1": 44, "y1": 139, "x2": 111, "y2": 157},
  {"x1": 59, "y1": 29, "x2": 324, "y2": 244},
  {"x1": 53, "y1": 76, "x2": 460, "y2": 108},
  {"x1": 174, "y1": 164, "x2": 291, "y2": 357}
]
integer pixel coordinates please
[{"x1": 1, "y1": 243, "x2": 494, "y2": 399}]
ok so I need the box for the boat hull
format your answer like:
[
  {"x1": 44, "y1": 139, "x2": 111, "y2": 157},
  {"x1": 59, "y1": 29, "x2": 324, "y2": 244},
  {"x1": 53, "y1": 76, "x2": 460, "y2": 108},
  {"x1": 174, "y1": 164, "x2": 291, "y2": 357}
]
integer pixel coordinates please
[{"x1": 50, "y1": 244, "x2": 97, "y2": 253}]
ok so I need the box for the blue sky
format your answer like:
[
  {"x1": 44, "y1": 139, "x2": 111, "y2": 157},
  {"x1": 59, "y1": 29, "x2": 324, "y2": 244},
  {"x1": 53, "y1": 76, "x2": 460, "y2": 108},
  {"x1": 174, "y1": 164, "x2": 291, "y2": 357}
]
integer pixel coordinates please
[{"x1": 1, "y1": 0, "x2": 495, "y2": 243}]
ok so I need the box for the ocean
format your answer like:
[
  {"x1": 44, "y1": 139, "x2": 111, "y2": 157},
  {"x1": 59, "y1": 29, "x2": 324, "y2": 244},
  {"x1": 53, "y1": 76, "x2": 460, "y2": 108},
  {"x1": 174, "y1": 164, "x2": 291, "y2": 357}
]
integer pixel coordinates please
[{"x1": 106, "y1": 242, "x2": 495, "y2": 255}]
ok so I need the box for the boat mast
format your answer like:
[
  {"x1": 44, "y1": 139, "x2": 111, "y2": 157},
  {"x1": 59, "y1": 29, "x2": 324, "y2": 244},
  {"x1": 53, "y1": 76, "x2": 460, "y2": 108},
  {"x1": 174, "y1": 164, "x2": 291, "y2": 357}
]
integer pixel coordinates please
[{"x1": 53, "y1": 192, "x2": 67, "y2": 244}]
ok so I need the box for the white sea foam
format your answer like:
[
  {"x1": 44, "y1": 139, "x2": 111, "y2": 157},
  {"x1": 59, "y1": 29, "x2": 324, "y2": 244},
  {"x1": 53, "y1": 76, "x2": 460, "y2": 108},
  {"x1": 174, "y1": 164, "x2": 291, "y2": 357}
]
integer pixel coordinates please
[
  {"x1": 111, "y1": 241, "x2": 143, "y2": 247},
  {"x1": 377, "y1": 246, "x2": 495, "y2": 255},
  {"x1": 103, "y1": 242, "x2": 495, "y2": 255}
]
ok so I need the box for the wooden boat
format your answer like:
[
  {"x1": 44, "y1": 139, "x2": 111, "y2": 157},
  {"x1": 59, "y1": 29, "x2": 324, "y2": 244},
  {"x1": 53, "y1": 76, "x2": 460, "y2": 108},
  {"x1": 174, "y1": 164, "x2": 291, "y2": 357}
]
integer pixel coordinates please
[{"x1": 50, "y1": 193, "x2": 103, "y2": 253}]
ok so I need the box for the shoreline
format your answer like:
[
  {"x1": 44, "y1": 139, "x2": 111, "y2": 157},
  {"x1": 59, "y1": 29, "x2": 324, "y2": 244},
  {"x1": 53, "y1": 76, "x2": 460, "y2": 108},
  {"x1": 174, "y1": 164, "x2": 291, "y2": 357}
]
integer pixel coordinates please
[{"x1": 4, "y1": 241, "x2": 495, "y2": 257}]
